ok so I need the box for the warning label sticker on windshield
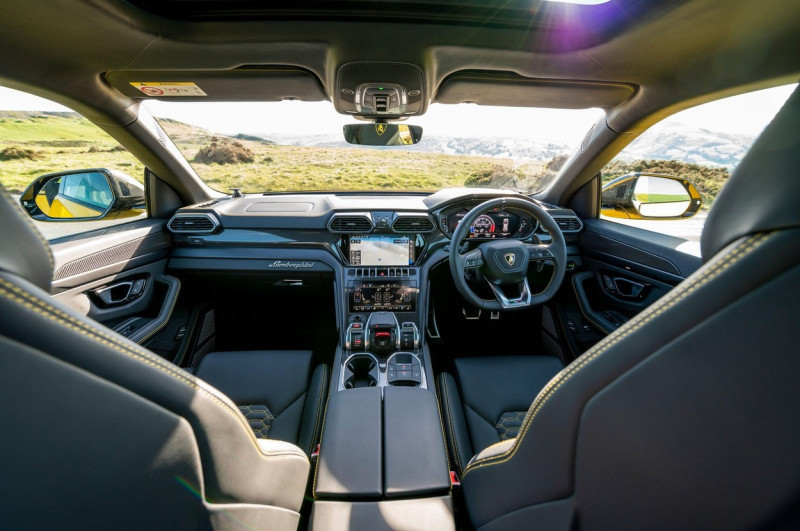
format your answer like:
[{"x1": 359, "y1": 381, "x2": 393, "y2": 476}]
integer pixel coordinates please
[{"x1": 130, "y1": 82, "x2": 207, "y2": 97}]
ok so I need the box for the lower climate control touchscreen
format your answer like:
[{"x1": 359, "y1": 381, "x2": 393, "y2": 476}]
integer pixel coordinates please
[
  {"x1": 349, "y1": 281, "x2": 416, "y2": 312},
  {"x1": 349, "y1": 235, "x2": 414, "y2": 266}
]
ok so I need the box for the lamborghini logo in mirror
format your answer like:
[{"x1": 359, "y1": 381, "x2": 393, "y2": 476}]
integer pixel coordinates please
[
  {"x1": 375, "y1": 123, "x2": 387, "y2": 136},
  {"x1": 504, "y1": 253, "x2": 516, "y2": 266}
]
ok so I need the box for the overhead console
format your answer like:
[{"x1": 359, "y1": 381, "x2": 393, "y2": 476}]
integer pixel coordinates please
[{"x1": 334, "y1": 62, "x2": 426, "y2": 118}]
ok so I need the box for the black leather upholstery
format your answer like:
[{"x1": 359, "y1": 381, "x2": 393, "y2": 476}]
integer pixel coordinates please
[
  {"x1": 455, "y1": 87, "x2": 800, "y2": 530},
  {"x1": 439, "y1": 356, "x2": 563, "y2": 476},
  {"x1": 0, "y1": 185, "x2": 54, "y2": 291},
  {"x1": 195, "y1": 350, "x2": 329, "y2": 455},
  {"x1": 0, "y1": 187, "x2": 310, "y2": 529}
]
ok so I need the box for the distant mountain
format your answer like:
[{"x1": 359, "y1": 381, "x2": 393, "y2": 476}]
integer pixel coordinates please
[
  {"x1": 255, "y1": 132, "x2": 575, "y2": 160},
  {"x1": 254, "y1": 122, "x2": 756, "y2": 169},
  {"x1": 616, "y1": 122, "x2": 755, "y2": 169},
  {"x1": 2, "y1": 110, "x2": 754, "y2": 169}
]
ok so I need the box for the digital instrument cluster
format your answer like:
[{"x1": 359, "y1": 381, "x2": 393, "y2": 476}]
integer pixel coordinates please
[{"x1": 441, "y1": 208, "x2": 535, "y2": 239}]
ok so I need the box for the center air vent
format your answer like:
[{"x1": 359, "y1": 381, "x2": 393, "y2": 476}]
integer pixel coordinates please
[
  {"x1": 168, "y1": 213, "x2": 219, "y2": 234},
  {"x1": 328, "y1": 215, "x2": 373, "y2": 233},
  {"x1": 553, "y1": 216, "x2": 583, "y2": 233},
  {"x1": 392, "y1": 215, "x2": 434, "y2": 233}
]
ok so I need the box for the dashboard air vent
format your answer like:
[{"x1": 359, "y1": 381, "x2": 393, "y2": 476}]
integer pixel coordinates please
[
  {"x1": 329, "y1": 215, "x2": 373, "y2": 233},
  {"x1": 392, "y1": 216, "x2": 434, "y2": 233},
  {"x1": 168, "y1": 213, "x2": 219, "y2": 234},
  {"x1": 553, "y1": 216, "x2": 583, "y2": 233}
]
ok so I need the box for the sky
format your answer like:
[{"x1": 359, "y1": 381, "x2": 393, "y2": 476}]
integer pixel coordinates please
[{"x1": 0, "y1": 83, "x2": 795, "y2": 145}]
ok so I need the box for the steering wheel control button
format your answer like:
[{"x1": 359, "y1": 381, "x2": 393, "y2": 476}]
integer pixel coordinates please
[{"x1": 464, "y1": 250, "x2": 485, "y2": 269}]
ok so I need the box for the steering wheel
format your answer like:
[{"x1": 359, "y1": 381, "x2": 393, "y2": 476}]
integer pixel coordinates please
[{"x1": 448, "y1": 197, "x2": 567, "y2": 311}]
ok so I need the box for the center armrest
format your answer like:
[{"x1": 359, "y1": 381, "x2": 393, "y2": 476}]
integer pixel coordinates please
[
  {"x1": 314, "y1": 386, "x2": 383, "y2": 499},
  {"x1": 384, "y1": 387, "x2": 451, "y2": 497}
]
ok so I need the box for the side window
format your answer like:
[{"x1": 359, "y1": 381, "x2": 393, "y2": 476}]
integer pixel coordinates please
[
  {"x1": 0, "y1": 86, "x2": 146, "y2": 240},
  {"x1": 600, "y1": 84, "x2": 796, "y2": 242}
]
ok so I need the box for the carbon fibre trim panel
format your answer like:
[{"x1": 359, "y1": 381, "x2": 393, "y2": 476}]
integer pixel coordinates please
[{"x1": 53, "y1": 231, "x2": 171, "y2": 280}]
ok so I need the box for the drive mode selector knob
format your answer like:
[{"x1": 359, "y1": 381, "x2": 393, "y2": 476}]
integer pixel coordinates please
[{"x1": 365, "y1": 311, "x2": 400, "y2": 353}]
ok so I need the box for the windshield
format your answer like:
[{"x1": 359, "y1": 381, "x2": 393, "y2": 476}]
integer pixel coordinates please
[{"x1": 145, "y1": 101, "x2": 603, "y2": 195}]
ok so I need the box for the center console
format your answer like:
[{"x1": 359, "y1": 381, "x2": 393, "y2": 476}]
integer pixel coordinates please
[
  {"x1": 310, "y1": 234, "x2": 455, "y2": 530},
  {"x1": 341, "y1": 266, "x2": 424, "y2": 390}
]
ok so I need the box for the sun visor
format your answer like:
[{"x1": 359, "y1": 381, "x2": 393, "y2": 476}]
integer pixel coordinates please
[
  {"x1": 105, "y1": 66, "x2": 327, "y2": 101},
  {"x1": 434, "y1": 71, "x2": 635, "y2": 109}
]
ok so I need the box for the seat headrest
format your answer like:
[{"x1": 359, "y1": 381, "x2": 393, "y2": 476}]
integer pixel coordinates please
[
  {"x1": 701, "y1": 85, "x2": 800, "y2": 261},
  {"x1": 0, "y1": 183, "x2": 55, "y2": 291}
]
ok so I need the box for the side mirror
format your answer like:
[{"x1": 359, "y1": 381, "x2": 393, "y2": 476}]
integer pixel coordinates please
[
  {"x1": 601, "y1": 173, "x2": 702, "y2": 220},
  {"x1": 19, "y1": 169, "x2": 145, "y2": 222},
  {"x1": 343, "y1": 123, "x2": 423, "y2": 146}
]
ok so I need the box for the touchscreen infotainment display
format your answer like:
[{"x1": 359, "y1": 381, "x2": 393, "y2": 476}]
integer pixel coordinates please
[{"x1": 349, "y1": 235, "x2": 414, "y2": 266}]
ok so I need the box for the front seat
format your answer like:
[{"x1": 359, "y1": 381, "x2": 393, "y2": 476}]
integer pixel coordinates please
[
  {"x1": 0, "y1": 188, "x2": 310, "y2": 529},
  {"x1": 447, "y1": 88, "x2": 800, "y2": 530},
  {"x1": 438, "y1": 355, "x2": 563, "y2": 477},
  {"x1": 194, "y1": 350, "x2": 329, "y2": 456}
]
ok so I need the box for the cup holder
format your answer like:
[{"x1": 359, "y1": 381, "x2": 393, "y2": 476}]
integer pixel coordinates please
[{"x1": 343, "y1": 354, "x2": 379, "y2": 389}]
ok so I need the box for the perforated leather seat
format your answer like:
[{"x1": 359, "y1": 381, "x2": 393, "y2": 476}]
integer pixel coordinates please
[
  {"x1": 195, "y1": 350, "x2": 328, "y2": 456},
  {"x1": 440, "y1": 88, "x2": 800, "y2": 530},
  {"x1": 0, "y1": 189, "x2": 312, "y2": 529}
]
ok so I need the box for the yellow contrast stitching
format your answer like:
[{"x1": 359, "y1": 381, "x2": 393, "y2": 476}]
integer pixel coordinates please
[
  {"x1": 310, "y1": 365, "x2": 327, "y2": 455},
  {"x1": 463, "y1": 233, "x2": 771, "y2": 477},
  {"x1": 311, "y1": 396, "x2": 331, "y2": 498},
  {"x1": 434, "y1": 374, "x2": 453, "y2": 481},
  {"x1": 0, "y1": 279, "x2": 270, "y2": 454},
  {"x1": 441, "y1": 373, "x2": 464, "y2": 475},
  {"x1": 136, "y1": 279, "x2": 180, "y2": 344}
]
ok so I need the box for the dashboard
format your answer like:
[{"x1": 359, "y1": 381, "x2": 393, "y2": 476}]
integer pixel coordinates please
[{"x1": 166, "y1": 188, "x2": 583, "y2": 355}]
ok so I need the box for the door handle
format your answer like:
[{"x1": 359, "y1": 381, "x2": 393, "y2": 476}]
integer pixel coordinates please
[
  {"x1": 612, "y1": 277, "x2": 645, "y2": 299},
  {"x1": 601, "y1": 274, "x2": 647, "y2": 300},
  {"x1": 92, "y1": 278, "x2": 146, "y2": 307}
]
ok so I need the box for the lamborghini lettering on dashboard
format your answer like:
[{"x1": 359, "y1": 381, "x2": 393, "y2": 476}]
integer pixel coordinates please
[{"x1": 268, "y1": 260, "x2": 316, "y2": 269}]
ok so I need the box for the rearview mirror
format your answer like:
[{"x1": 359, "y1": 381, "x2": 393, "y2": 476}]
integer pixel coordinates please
[
  {"x1": 343, "y1": 123, "x2": 423, "y2": 146},
  {"x1": 601, "y1": 173, "x2": 702, "y2": 220},
  {"x1": 20, "y1": 168, "x2": 145, "y2": 221}
]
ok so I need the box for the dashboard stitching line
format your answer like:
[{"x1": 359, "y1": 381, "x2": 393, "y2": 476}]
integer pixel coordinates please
[{"x1": 462, "y1": 232, "x2": 771, "y2": 477}]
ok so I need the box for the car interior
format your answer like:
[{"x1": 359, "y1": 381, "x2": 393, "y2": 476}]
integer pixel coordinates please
[{"x1": 1, "y1": 0, "x2": 799, "y2": 530}]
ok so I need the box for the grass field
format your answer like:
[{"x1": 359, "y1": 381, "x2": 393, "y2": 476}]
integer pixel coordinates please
[
  {"x1": 0, "y1": 112, "x2": 145, "y2": 192},
  {"x1": 1, "y1": 112, "x2": 729, "y2": 209},
  {"x1": 0, "y1": 112, "x2": 553, "y2": 194}
]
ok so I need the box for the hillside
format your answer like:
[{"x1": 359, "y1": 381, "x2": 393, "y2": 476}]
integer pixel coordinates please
[
  {"x1": 617, "y1": 121, "x2": 754, "y2": 169},
  {"x1": 0, "y1": 111, "x2": 144, "y2": 192},
  {"x1": 0, "y1": 111, "x2": 741, "y2": 206}
]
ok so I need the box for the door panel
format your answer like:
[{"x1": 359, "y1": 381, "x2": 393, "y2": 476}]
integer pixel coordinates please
[
  {"x1": 560, "y1": 218, "x2": 702, "y2": 353},
  {"x1": 580, "y1": 219, "x2": 700, "y2": 280},
  {"x1": 48, "y1": 218, "x2": 179, "y2": 350},
  {"x1": 49, "y1": 219, "x2": 171, "y2": 292}
]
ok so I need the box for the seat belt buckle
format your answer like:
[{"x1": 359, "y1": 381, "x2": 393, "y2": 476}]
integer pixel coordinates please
[
  {"x1": 449, "y1": 470, "x2": 461, "y2": 487},
  {"x1": 311, "y1": 444, "x2": 320, "y2": 460}
]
